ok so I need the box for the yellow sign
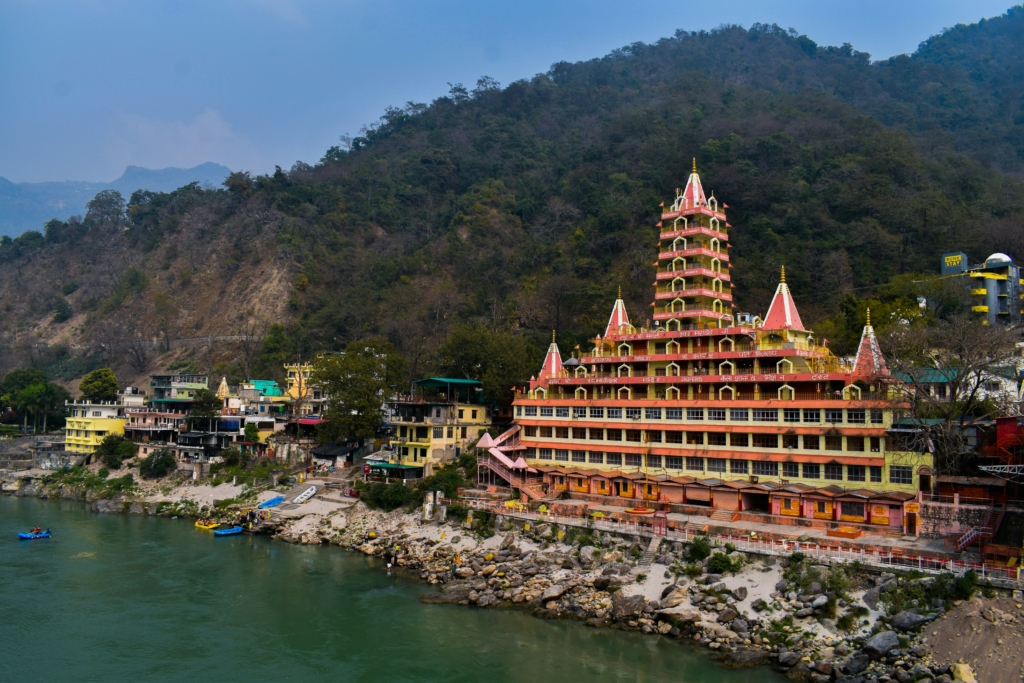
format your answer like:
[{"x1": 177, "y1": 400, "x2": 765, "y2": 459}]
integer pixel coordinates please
[
  {"x1": 905, "y1": 503, "x2": 920, "y2": 514},
  {"x1": 871, "y1": 505, "x2": 888, "y2": 517},
  {"x1": 945, "y1": 254, "x2": 963, "y2": 267}
]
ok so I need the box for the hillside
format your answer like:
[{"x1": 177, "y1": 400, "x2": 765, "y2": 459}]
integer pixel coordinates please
[
  {"x1": 0, "y1": 162, "x2": 232, "y2": 237},
  {"x1": 2, "y1": 10, "x2": 1024, "y2": 388}
]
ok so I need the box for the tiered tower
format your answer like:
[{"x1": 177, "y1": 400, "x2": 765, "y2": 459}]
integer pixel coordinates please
[{"x1": 490, "y1": 163, "x2": 932, "y2": 532}]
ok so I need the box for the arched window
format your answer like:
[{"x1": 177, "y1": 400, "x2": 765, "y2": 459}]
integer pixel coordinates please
[
  {"x1": 618, "y1": 386, "x2": 632, "y2": 400},
  {"x1": 617, "y1": 364, "x2": 632, "y2": 377},
  {"x1": 574, "y1": 387, "x2": 588, "y2": 400}
]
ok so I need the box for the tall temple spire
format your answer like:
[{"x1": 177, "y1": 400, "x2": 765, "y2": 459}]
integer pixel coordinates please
[
  {"x1": 762, "y1": 266, "x2": 805, "y2": 330},
  {"x1": 605, "y1": 287, "x2": 631, "y2": 336},
  {"x1": 538, "y1": 331, "x2": 564, "y2": 381},
  {"x1": 853, "y1": 307, "x2": 889, "y2": 377},
  {"x1": 676, "y1": 159, "x2": 707, "y2": 211}
]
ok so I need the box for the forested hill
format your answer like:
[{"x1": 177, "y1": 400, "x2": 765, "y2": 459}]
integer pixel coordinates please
[{"x1": 2, "y1": 8, "x2": 1024, "y2": 387}]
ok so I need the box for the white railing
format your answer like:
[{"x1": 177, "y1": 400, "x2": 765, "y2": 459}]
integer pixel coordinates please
[{"x1": 454, "y1": 500, "x2": 1022, "y2": 586}]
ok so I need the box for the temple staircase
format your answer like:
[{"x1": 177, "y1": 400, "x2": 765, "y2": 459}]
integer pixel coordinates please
[{"x1": 639, "y1": 536, "x2": 662, "y2": 567}]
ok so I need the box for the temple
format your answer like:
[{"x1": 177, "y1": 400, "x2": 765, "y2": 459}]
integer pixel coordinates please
[{"x1": 481, "y1": 163, "x2": 934, "y2": 535}]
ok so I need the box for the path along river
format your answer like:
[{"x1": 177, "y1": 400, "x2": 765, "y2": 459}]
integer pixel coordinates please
[{"x1": 1, "y1": 496, "x2": 783, "y2": 683}]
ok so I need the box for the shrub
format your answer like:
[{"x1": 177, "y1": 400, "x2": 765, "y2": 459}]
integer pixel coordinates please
[
  {"x1": 95, "y1": 435, "x2": 137, "y2": 470},
  {"x1": 139, "y1": 447, "x2": 177, "y2": 479},
  {"x1": 685, "y1": 535, "x2": 712, "y2": 561},
  {"x1": 836, "y1": 613, "x2": 856, "y2": 631},
  {"x1": 97, "y1": 467, "x2": 109, "y2": 479},
  {"x1": 53, "y1": 299, "x2": 73, "y2": 323},
  {"x1": 357, "y1": 481, "x2": 419, "y2": 510},
  {"x1": 707, "y1": 551, "x2": 741, "y2": 574}
]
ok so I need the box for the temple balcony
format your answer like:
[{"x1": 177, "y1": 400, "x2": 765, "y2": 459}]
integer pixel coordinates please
[
  {"x1": 652, "y1": 309, "x2": 732, "y2": 322},
  {"x1": 659, "y1": 226, "x2": 729, "y2": 242},
  {"x1": 655, "y1": 267, "x2": 729, "y2": 281},
  {"x1": 658, "y1": 247, "x2": 729, "y2": 261},
  {"x1": 660, "y1": 206, "x2": 727, "y2": 221}
]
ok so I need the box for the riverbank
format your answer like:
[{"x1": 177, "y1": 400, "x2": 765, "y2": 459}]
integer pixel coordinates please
[{"x1": 1, "y1": 467, "x2": 1007, "y2": 682}]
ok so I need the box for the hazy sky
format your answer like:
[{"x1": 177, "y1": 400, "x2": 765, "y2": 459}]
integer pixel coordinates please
[{"x1": 0, "y1": 0, "x2": 1016, "y2": 183}]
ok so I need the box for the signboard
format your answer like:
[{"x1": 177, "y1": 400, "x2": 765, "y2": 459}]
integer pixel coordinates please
[
  {"x1": 363, "y1": 464, "x2": 370, "y2": 475},
  {"x1": 904, "y1": 503, "x2": 920, "y2": 514},
  {"x1": 940, "y1": 252, "x2": 969, "y2": 275}
]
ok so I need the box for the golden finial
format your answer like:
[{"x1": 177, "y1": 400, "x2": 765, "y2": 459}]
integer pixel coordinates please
[
  {"x1": 552, "y1": 329, "x2": 556, "y2": 343},
  {"x1": 780, "y1": 265, "x2": 786, "y2": 283},
  {"x1": 618, "y1": 285, "x2": 622, "y2": 299},
  {"x1": 866, "y1": 308, "x2": 871, "y2": 327},
  {"x1": 692, "y1": 158, "x2": 697, "y2": 173}
]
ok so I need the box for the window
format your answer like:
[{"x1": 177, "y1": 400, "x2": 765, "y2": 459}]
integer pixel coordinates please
[
  {"x1": 803, "y1": 435, "x2": 819, "y2": 450},
  {"x1": 707, "y1": 432, "x2": 727, "y2": 446},
  {"x1": 555, "y1": 450, "x2": 569, "y2": 461},
  {"x1": 871, "y1": 409, "x2": 884, "y2": 425},
  {"x1": 646, "y1": 430, "x2": 662, "y2": 443},
  {"x1": 571, "y1": 427, "x2": 586, "y2": 439},
  {"x1": 753, "y1": 409, "x2": 778, "y2": 422},
  {"x1": 708, "y1": 458, "x2": 727, "y2": 473},
  {"x1": 517, "y1": 406, "x2": 523, "y2": 416},
  {"x1": 625, "y1": 453, "x2": 642, "y2": 467},
  {"x1": 816, "y1": 501, "x2": 827, "y2": 514},
  {"x1": 666, "y1": 430, "x2": 683, "y2": 443},
  {"x1": 803, "y1": 409, "x2": 820, "y2": 423},
  {"x1": 556, "y1": 407, "x2": 569, "y2": 418},
  {"x1": 847, "y1": 409, "x2": 865, "y2": 424},
  {"x1": 646, "y1": 408, "x2": 662, "y2": 420},
  {"x1": 870, "y1": 466, "x2": 882, "y2": 483},
  {"x1": 803, "y1": 463, "x2": 820, "y2": 479},
  {"x1": 782, "y1": 434, "x2": 799, "y2": 449},
  {"x1": 666, "y1": 408, "x2": 683, "y2": 420},
  {"x1": 666, "y1": 456, "x2": 683, "y2": 470},
  {"x1": 93, "y1": 411, "x2": 102, "y2": 417},
  {"x1": 841, "y1": 501, "x2": 865, "y2": 518},
  {"x1": 573, "y1": 407, "x2": 586, "y2": 418},
  {"x1": 540, "y1": 427, "x2": 553, "y2": 438},
  {"x1": 626, "y1": 407, "x2": 641, "y2": 419},
  {"x1": 461, "y1": 427, "x2": 467, "y2": 438},
  {"x1": 784, "y1": 408, "x2": 801, "y2": 423},
  {"x1": 730, "y1": 433, "x2": 749, "y2": 447},
  {"x1": 472, "y1": 410, "x2": 478, "y2": 419},
  {"x1": 607, "y1": 453, "x2": 623, "y2": 466},
  {"x1": 626, "y1": 430, "x2": 642, "y2": 442},
  {"x1": 847, "y1": 465, "x2": 865, "y2": 482},
  {"x1": 553, "y1": 427, "x2": 567, "y2": 439},
  {"x1": 825, "y1": 436, "x2": 843, "y2": 451},
  {"x1": 782, "y1": 462, "x2": 800, "y2": 478},
  {"x1": 825, "y1": 464, "x2": 843, "y2": 480},
  {"x1": 847, "y1": 436, "x2": 864, "y2": 452},
  {"x1": 730, "y1": 408, "x2": 749, "y2": 421},
  {"x1": 687, "y1": 432, "x2": 704, "y2": 445},
  {"x1": 446, "y1": 427, "x2": 453, "y2": 438},
  {"x1": 589, "y1": 407, "x2": 604, "y2": 418},
  {"x1": 753, "y1": 433, "x2": 778, "y2": 448},
  {"x1": 890, "y1": 466, "x2": 913, "y2": 485},
  {"x1": 588, "y1": 452, "x2": 604, "y2": 464},
  {"x1": 753, "y1": 461, "x2": 778, "y2": 476},
  {"x1": 708, "y1": 408, "x2": 726, "y2": 421},
  {"x1": 870, "y1": 437, "x2": 881, "y2": 452},
  {"x1": 607, "y1": 429, "x2": 622, "y2": 441},
  {"x1": 687, "y1": 408, "x2": 704, "y2": 420},
  {"x1": 782, "y1": 498, "x2": 794, "y2": 510},
  {"x1": 589, "y1": 428, "x2": 603, "y2": 440},
  {"x1": 680, "y1": 456, "x2": 702, "y2": 471},
  {"x1": 647, "y1": 455, "x2": 662, "y2": 468},
  {"x1": 458, "y1": 409, "x2": 464, "y2": 419},
  {"x1": 608, "y1": 408, "x2": 623, "y2": 419},
  {"x1": 541, "y1": 407, "x2": 553, "y2": 417},
  {"x1": 525, "y1": 407, "x2": 537, "y2": 417},
  {"x1": 825, "y1": 409, "x2": 843, "y2": 424},
  {"x1": 432, "y1": 427, "x2": 443, "y2": 439},
  {"x1": 539, "y1": 448, "x2": 552, "y2": 460},
  {"x1": 730, "y1": 459, "x2": 749, "y2": 474}
]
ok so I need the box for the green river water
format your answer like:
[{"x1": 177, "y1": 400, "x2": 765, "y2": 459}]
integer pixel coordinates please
[{"x1": 0, "y1": 496, "x2": 783, "y2": 683}]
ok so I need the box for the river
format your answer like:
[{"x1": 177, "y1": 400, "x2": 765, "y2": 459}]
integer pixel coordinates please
[{"x1": 0, "y1": 496, "x2": 782, "y2": 682}]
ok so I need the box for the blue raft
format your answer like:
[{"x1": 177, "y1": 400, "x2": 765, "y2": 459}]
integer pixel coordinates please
[
  {"x1": 18, "y1": 531, "x2": 51, "y2": 539},
  {"x1": 213, "y1": 526, "x2": 243, "y2": 536},
  {"x1": 257, "y1": 496, "x2": 286, "y2": 509}
]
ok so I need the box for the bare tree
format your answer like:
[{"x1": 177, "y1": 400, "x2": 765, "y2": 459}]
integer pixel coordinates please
[
  {"x1": 882, "y1": 313, "x2": 1019, "y2": 475},
  {"x1": 237, "y1": 318, "x2": 268, "y2": 380}
]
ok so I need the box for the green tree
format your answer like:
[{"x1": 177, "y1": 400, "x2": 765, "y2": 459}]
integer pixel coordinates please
[
  {"x1": 79, "y1": 368, "x2": 119, "y2": 403},
  {"x1": 244, "y1": 422, "x2": 260, "y2": 443},
  {"x1": 53, "y1": 299, "x2": 72, "y2": 323},
  {"x1": 188, "y1": 388, "x2": 223, "y2": 430},
  {"x1": 94, "y1": 434, "x2": 138, "y2": 469},
  {"x1": 85, "y1": 189, "x2": 126, "y2": 226},
  {"x1": 139, "y1": 447, "x2": 177, "y2": 479},
  {"x1": 434, "y1": 325, "x2": 541, "y2": 404},
  {"x1": 312, "y1": 338, "x2": 407, "y2": 444}
]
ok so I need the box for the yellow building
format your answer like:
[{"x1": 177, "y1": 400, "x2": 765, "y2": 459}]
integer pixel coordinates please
[
  {"x1": 284, "y1": 362, "x2": 325, "y2": 416},
  {"x1": 382, "y1": 378, "x2": 492, "y2": 477},
  {"x1": 64, "y1": 400, "x2": 126, "y2": 454}
]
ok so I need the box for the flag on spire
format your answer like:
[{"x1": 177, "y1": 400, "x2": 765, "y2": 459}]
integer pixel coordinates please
[{"x1": 762, "y1": 266, "x2": 805, "y2": 330}]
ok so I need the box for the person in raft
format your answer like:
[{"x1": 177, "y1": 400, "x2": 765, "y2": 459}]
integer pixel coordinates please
[{"x1": 31, "y1": 526, "x2": 41, "y2": 534}]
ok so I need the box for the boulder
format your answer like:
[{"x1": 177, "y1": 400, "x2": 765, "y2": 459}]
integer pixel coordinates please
[
  {"x1": 477, "y1": 594, "x2": 497, "y2": 607},
  {"x1": 863, "y1": 630, "x2": 900, "y2": 659},
  {"x1": 732, "y1": 586, "x2": 748, "y2": 601},
  {"x1": 718, "y1": 607, "x2": 739, "y2": 623},
  {"x1": 775, "y1": 579, "x2": 789, "y2": 592},
  {"x1": 722, "y1": 648, "x2": 768, "y2": 668},
  {"x1": 730, "y1": 618, "x2": 748, "y2": 633},
  {"x1": 541, "y1": 584, "x2": 567, "y2": 601},
  {"x1": 807, "y1": 581, "x2": 822, "y2": 595},
  {"x1": 778, "y1": 651, "x2": 801, "y2": 667},
  {"x1": 842, "y1": 654, "x2": 870, "y2": 675},
  {"x1": 455, "y1": 567, "x2": 475, "y2": 578},
  {"x1": 795, "y1": 607, "x2": 814, "y2": 618},
  {"x1": 593, "y1": 576, "x2": 611, "y2": 590},
  {"x1": 949, "y1": 662, "x2": 977, "y2": 683},
  {"x1": 890, "y1": 610, "x2": 937, "y2": 632},
  {"x1": 536, "y1": 524, "x2": 553, "y2": 539},
  {"x1": 810, "y1": 595, "x2": 829, "y2": 609},
  {"x1": 579, "y1": 546, "x2": 600, "y2": 563},
  {"x1": 705, "y1": 573, "x2": 724, "y2": 584},
  {"x1": 661, "y1": 589, "x2": 688, "y2": 609},
  {"x1": 657, "y1": 620, "x2": 673, "y2": 635},
  {"x1": 751, "y1": 598, "x2": 767, "y2": 612},
  {"x1": 862, "y1": 586, "x2": 880, "y2": 610},
  {"x1": 481, "y1": 565, "x2": 497, "y2": 576},
  {"x1": 611, "y1": 594, "x2": 647, "y2": 622}
]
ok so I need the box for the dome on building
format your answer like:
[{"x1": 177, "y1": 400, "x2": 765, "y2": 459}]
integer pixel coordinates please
[{"x1": 985, "y1": 252, "x2": 1013, "y2": 266}]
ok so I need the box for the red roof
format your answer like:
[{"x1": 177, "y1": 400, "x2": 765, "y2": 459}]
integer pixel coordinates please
[
  {"x1": 762, "y1": 269, "x2": 804, "y2": 330},
  {"x1": 853, "y1": 312, "x2": 889, "y2": 377},
  {"x1": 538, "y1": 338, "x2": 563, "y2": 380},
  {"x1": 605, "y1": 297, "x2": 631, "y2": 336}
]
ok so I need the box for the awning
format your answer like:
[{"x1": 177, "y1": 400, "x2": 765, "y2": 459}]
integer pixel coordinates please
[
  {"x1": 298, "y1": 418, "x2": 323, "y2": 426},
  {"x1": 370, "y1": 462, "x2": 421, "y2": 470}
]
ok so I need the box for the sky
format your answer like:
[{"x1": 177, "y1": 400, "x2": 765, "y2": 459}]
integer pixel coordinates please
[{"x1": 0, "y1": 0, "x2": 1017, "y2": 183}]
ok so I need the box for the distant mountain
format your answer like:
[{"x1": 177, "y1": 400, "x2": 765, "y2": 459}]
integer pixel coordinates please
[{"x1": 0, "y1": 162, "x2": 232, "y2": 236}]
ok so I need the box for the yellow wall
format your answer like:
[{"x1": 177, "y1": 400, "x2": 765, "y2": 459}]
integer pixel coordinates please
[{"x1": 65, "y1": 417, "x2": 126, "y2": 453}]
